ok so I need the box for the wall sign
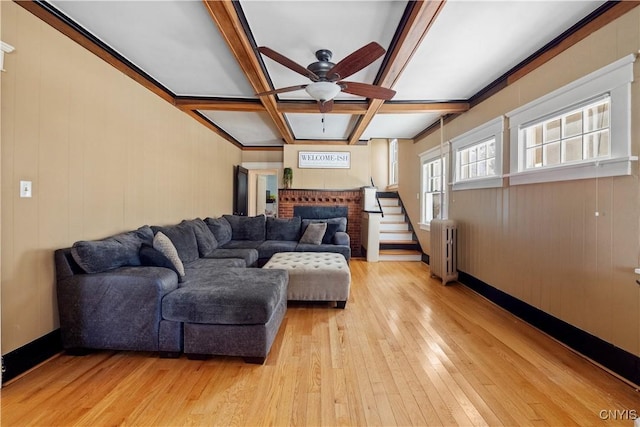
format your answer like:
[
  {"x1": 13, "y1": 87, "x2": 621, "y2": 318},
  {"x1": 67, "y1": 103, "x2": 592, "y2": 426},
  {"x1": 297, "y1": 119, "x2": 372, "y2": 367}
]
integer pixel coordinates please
[{"x1": 298, "y1": 151, "x2": 351, "y2": 169}]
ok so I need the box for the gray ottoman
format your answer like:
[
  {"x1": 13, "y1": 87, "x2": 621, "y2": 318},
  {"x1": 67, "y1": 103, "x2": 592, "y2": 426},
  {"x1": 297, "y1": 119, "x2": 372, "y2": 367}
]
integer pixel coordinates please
[
  {"x1": 263, "y1": 252, "x2": 351, "y2": 308},
  {"x1": 162, "y1": 268, "x2": 288, "y2": 364}
]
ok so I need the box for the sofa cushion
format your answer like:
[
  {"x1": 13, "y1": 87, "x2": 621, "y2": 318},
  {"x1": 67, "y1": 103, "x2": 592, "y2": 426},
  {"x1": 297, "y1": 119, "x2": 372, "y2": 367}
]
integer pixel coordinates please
[
  {"x1": 301, "y1": 217, "x2": 347, "y2": 234},
  {"x1": 185, "y1": 257, "x2": 246, "y2": 270},
  {"x1": 152, "y1": 232, "x2": 185, "y2": 280},
  {"x1": 139, "y1": 243, "x2": 183, "y2": 282},
  {"x1": 299, "y1": 222, "x2": 327, "y2": 245},
  {"x1": 205, "y1": 248, "x2": 259, "y2": 267},
  {"x1": 220, "y1": 240, "x2": 262, "y2": 250},
  {"x1": 183, "y1": 218, "x2": 218, "y2": 257},
  {"x1": 204, "y1": 217, "x2": 232, "y2": 246},
  {"x1": 223, "y1": 214, "x2": 266, "y2": 241},
  {"x1": 162, "y1": 268, "x2": 288, "y2": 325},
  {"x1": 266, "y1": 216, "x2": 301, "y2": 241},
  {"x1": 151, "y1": 222, "x2": 199, "y2": 263},
  {"x1": 71, "y1": 225, "x2": 154, "y2": 273}
]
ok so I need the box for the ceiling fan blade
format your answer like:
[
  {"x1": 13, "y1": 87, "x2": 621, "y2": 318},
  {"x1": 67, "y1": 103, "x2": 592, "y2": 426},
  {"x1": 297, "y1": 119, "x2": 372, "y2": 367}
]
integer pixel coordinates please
[
  {"x1": 339, "y1": 81, "x2": 396, "y2": 100},
  {"x1": 318, "y1": 100, "x2": 334, "y2": 113},
  {"x1": 326, "y1": 42, "x2": 386, "y2": 81},
  {"x1": 255, "y1": 84, "x2": 308, "y2": 97},
  {"x1": 257, "y1": 47, "x2": 319, "y2": 81}
]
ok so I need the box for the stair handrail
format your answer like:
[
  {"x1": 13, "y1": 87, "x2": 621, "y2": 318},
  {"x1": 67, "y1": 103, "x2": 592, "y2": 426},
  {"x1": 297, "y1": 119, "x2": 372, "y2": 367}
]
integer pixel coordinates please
[{"x1": 370, "y1": 178, "x2": 384, "y2": 218}]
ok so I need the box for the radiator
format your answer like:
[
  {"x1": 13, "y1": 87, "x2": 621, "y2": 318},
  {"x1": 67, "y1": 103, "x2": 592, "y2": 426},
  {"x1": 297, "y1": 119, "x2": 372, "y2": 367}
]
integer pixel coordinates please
[{"x1": 430, "y1": 219, "x2": 458, "y2": 285}]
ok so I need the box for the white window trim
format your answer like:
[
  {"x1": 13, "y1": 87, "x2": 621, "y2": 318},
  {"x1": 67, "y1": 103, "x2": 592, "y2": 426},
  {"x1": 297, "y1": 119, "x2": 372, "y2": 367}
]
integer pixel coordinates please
[
  {"x1": 418, "y1": 143, "x2": 449, "y2": 231},
  {"x1": 451, "y1": 116, "x2": 505, "y2": 191},
  {"x1": 507, "y1": 54, "x2": 636, "y2": 186}
]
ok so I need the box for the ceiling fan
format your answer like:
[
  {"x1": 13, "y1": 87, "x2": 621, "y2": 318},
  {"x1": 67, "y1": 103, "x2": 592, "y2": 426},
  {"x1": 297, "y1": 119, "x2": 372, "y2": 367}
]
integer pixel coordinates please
[{"x1": 255, "y1": 42, "x2": 396, "y2": 113}]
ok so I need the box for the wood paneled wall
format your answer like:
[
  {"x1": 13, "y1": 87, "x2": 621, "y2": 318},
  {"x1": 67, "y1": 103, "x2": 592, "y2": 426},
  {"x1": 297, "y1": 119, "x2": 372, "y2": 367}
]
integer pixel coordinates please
[
  {"x1": 402, "y1": 7, "x2": 640, "y2": 356},
  {"x1": 1, "y1": 2, "x2": 241, "y2": 354}
]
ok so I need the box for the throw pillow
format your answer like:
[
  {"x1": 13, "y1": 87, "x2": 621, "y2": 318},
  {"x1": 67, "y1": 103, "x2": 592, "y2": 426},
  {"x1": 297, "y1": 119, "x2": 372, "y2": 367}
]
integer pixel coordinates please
[
  {"x1": 322, "y1": 222, "x2": 341, "y2": 244},
  {"x1": 299, "y1": 222, "x2": 327, "y2": 245},
  {"x1": 266, "y1": 216, "x2": 301, "y2": 241},
  {"x1": 204, "y1": 217, "x2": 232, "y2": 246},
  {"x1": 139, "y1": 243, "x2": 184, "y2": 282},
  {"x1": 152, "y1": 232, "x2": 185, "y2": 280}
]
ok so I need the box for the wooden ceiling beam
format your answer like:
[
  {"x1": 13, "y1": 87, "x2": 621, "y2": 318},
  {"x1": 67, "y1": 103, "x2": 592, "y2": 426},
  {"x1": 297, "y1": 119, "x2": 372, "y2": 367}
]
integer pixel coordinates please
[
  {"x1": 276, "y1": 101, "x2": 469, "y2": 114},
  {"x1": 202, "y1": 0, "x2": 295, "y2": 144},
  {"x1": 177, "y1": 97, "x2": 470, "y2": 115},
  {"x1": 289, "y1": 140, "x2": 352, "y2": 145},
  {"x1": 380, "y1": 101, "x2": 468, "y2": 114},
  {"x1": 348, "y1": 0, "x2": 447, "y2": 144},
  {"x1": 174, "y1": 98, "x2": 265, "y2": 112}
]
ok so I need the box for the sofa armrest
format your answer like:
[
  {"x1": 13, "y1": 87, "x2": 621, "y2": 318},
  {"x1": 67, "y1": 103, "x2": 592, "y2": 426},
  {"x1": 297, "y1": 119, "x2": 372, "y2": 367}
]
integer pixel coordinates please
[
  {"x1": 333, "y1": 231, "x2": 350, "y2": 246},
  {"x1": 56, "y1": 266, "x2": 179, "y2": 352}
]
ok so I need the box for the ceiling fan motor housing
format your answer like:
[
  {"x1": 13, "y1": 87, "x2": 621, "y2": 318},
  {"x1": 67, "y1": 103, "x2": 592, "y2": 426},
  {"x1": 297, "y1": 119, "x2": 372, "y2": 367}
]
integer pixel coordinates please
[{"x1": 308, "y1": 49, "x2": 336, "y2": 80}]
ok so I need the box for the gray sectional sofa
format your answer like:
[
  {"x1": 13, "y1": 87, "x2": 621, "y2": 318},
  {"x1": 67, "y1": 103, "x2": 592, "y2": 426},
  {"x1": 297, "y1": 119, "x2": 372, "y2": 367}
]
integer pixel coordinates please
[
  {"x1": 206, "y1": 214, "x2": 351, "y2": 266},
  {"x1": 54, "y1": 214, "x2": 350, "y2": 363}
]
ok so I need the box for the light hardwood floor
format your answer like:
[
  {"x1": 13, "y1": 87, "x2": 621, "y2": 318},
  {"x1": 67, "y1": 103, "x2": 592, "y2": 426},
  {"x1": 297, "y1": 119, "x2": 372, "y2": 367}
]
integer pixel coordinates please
[{"x1": 2, "y1": 260, "x2": 638, "y2": 426}]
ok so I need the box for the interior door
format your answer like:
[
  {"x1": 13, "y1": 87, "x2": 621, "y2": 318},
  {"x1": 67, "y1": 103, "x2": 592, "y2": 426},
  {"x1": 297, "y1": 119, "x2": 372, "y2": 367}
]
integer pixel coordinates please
[{"x1": 234, "y1": 165, "x2": 248, "y2": 216}]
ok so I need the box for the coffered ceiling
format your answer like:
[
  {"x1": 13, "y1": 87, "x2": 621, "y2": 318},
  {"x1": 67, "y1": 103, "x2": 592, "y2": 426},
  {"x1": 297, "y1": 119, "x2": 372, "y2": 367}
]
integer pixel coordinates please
[{"x1": 21, "y1": 0, "x2": 634, "y2": 149}]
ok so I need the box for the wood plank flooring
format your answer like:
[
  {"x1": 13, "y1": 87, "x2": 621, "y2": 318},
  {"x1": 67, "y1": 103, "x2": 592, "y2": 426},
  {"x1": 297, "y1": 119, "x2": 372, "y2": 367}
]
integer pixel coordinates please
[{"x1": 2, "y1": 260, "x2": 638, "y2": 426}]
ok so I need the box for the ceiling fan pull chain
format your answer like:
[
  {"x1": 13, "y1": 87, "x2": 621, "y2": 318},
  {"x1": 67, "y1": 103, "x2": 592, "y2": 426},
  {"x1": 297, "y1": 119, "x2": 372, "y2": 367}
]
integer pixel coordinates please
[{"x1": 322, "y1": 113, "x2": 326, "y2": 133}]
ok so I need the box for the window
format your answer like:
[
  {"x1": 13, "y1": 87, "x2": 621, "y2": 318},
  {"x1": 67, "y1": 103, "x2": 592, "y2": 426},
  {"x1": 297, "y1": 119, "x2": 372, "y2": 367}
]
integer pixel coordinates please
[
  {"x1": 522, "y1": 97, "x2": 610, "y2": 169},
  {"x1": 389, "y1": 139, "x2": 398, "y2": 186},
  {"x1": 452, "y1": 117, "x2": 504, "y2": 190},
  {"x1": 419, "y1": 145, "x2": 449, "y2": 229},
  {"x1": 508, "y1": 54, "x2": 636, "y2": 185}
]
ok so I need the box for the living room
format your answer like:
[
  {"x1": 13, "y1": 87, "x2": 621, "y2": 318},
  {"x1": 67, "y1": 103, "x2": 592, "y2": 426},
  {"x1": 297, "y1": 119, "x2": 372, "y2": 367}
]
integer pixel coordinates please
[{"x1": 2, "y1": 0, "x2": 640, "y2": 424}]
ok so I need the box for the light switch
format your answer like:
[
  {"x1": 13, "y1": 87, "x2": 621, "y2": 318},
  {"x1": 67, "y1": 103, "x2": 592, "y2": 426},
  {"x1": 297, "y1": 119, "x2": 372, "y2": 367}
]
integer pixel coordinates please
[{"x1": 20, "y1": 180, "x2": 32, "y2": 198}]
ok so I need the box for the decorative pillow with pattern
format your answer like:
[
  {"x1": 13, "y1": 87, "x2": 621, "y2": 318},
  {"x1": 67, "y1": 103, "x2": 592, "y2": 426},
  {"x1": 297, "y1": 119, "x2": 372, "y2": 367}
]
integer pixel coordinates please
[{"x1": 152, "y1": 232, "x2": 185, "y2": 280}]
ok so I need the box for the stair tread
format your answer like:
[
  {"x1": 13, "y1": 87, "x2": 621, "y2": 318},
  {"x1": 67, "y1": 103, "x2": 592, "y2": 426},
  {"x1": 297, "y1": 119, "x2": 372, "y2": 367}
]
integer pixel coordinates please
[
  {"x1": 379, "y1": 249, "x2": 422, "y2": 255},
  {"x1": 380, "y1": 240, "x2": 418, "y2": 244}
]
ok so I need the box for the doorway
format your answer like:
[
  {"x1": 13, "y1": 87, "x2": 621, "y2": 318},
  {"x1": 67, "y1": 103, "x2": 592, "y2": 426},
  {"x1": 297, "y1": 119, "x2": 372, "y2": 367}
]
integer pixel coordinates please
[{"x1": 247, "y1": 169, "x2": 279, "y2": 217}]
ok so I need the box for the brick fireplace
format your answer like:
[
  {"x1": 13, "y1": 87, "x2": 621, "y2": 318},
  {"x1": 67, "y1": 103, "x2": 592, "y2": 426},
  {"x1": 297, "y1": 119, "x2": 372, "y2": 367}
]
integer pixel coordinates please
[{"x1": 278, "y1": 188, "x2": 362, "y2": 257}]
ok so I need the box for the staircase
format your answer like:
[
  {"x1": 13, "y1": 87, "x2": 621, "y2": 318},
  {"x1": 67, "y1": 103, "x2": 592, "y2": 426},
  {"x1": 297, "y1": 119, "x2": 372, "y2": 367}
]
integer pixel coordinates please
[{"x1": 377, "y1": 194, "x2": 422, "y2": 261}]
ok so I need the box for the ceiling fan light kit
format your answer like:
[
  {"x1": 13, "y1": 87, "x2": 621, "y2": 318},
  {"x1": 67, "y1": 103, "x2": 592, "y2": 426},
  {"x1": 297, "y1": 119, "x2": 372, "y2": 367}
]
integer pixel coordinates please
[
  {"x1": 305, "y1": 81, "x2": 342, "y2": 102},
  {"x1": 256, "y1": 42, "x2": 395, "y2": 113}
]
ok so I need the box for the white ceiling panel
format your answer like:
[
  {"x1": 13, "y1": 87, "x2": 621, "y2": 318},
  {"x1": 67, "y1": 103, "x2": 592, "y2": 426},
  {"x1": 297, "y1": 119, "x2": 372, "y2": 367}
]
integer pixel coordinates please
[
  {"x1": 240, "y1": 0, "x2": 408, "y2": 101},
  {"x1": 393, "y1": 0, "x2": 607, "y2": 100},
  {"x1": 286, "y1": 113, "x2": 358, "y2": 140},
  {"x1": 200, "y1": 111, "x2": 283, "y2": 146},
  {"x1": 360, "y1": 113, "x2": 441, "y2": 140},
  {"x1": 50, "y1": 0, "x2": 255, "y2": 97}
]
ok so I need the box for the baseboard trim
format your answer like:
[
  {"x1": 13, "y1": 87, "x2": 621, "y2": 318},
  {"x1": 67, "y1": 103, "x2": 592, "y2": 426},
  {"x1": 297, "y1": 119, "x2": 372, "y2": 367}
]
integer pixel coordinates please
[
  {"x1": 2, "y1": 329, "x2": 62, "y2": 384},
  {"x1": 457, "y1": 270, "x2": 640, "y2": 387}
]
